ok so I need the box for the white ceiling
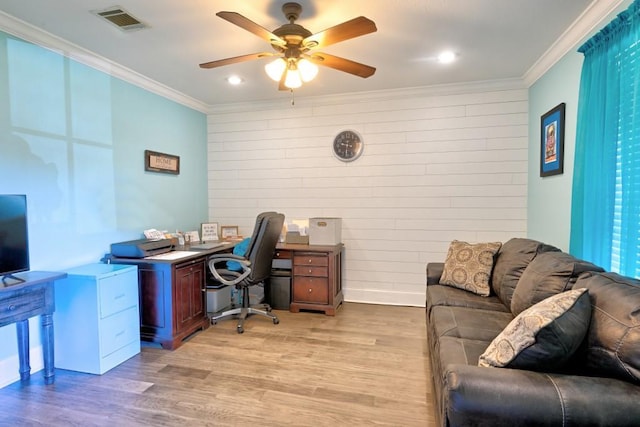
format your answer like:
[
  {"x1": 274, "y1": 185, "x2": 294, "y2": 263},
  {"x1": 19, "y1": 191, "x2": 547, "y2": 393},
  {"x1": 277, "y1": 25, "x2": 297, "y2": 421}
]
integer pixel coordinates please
[{"x1": 0, "y1": 1, "x2": 607, "y2": 108}]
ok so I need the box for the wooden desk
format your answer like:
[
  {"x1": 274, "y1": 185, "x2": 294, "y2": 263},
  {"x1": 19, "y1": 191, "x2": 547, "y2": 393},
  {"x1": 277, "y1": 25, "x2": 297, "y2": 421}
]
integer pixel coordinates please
[
  {"x1": 0, "y1": 271, "x2": 66, "y2": 384},
  {"x1": 275, "y1": 243, "x2": 344, "y2": 315},
  {"x1": 110, "y1": 244, "x2": 233, "y2": 350}
]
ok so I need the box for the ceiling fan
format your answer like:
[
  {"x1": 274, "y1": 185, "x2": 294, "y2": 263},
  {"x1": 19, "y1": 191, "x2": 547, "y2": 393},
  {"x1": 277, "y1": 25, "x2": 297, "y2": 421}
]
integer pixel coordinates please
[{"x1": 199, "y1": 2, "x2": 377, "y2": 90}]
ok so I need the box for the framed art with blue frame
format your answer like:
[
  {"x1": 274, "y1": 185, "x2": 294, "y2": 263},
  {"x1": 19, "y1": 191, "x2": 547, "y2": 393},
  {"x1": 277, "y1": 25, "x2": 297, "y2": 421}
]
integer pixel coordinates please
[{"x1": 540, "y1": 103, "x2": 565, "y2": 177}]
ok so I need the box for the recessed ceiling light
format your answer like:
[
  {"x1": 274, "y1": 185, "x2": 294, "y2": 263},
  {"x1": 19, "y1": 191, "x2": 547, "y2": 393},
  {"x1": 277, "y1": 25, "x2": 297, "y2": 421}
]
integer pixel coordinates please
[
  {"x1": 227, "y1": 75, "x2": 243, "y2": 85},
  {"x1": 437, "y1": 51, "x2": 457, "y2": 64}
]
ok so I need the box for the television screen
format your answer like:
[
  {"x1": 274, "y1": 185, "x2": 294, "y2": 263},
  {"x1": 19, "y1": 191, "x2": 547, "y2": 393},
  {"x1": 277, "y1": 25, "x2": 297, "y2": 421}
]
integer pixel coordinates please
[{"x1": 0, "y1": 194, "x2": 30, "y2": 277}]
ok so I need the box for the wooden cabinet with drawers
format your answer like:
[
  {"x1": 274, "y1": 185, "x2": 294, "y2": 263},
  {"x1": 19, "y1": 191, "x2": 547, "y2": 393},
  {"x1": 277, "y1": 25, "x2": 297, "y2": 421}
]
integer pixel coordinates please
[{"x1": 277, "y1": 243, "x2": 343, "y2": 316}]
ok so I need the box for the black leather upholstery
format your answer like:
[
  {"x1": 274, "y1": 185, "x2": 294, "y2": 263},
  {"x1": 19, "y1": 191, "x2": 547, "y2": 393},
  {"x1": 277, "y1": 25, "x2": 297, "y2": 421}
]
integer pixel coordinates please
[{"x1": 426, "y1": 238, "x2": 640, "y2": 426}]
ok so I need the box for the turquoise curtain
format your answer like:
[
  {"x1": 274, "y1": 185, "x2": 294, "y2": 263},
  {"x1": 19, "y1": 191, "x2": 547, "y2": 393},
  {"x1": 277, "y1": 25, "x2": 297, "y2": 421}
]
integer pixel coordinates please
[{"x1": 570, "y1": 0, "x2": 640, "y2": 277}]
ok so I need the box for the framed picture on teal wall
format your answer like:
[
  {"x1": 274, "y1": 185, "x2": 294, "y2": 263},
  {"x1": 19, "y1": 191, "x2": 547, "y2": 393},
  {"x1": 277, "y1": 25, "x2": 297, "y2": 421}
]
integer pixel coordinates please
[
  {"x1": 145, "y1": 150, "x2": 180, "y2": 175},
  {"x1": 540, "y1": 103, "x2": 565, "y2": 177}
]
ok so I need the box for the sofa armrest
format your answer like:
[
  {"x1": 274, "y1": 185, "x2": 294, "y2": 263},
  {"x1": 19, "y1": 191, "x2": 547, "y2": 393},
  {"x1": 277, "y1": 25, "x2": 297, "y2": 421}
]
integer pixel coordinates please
[
  {"x1": 444, "y1": 364, "x2": 640, "y2": 427},
  {"x1": 427, "y1": 262, "x2": 444, "y2": 286}
]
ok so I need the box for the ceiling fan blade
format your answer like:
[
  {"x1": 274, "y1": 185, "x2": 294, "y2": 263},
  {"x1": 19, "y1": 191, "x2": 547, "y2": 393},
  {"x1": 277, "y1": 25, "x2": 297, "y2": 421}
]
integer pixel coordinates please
[
  {"x1": 303, "y1": 16, "x2": 377, "y2": 50},
  {"x1": 308, "y1": 53, "x2": 376, "y2": 78},
  {"x1": 216, "y1": 11, "x2": 286, "y2": 47},
  {"x1": 199, "y1": 52, "x2": 273, "y2": 69}
]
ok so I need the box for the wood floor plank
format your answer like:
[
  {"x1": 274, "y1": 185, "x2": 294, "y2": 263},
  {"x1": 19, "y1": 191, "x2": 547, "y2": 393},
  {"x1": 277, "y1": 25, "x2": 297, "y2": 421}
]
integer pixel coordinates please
[{"x1": 0, "y1": 303, "x2": 436, "y2": 426}]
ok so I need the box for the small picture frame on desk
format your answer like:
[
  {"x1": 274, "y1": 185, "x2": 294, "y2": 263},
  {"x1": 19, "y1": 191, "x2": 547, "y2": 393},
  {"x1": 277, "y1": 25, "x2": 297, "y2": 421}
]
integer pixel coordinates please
[
  {"x1": 201, "y1": 222, "x2": 219, "y2": 242},
  {"x1": 221, "y1": 225, "x2": 240, "y2": 241}
]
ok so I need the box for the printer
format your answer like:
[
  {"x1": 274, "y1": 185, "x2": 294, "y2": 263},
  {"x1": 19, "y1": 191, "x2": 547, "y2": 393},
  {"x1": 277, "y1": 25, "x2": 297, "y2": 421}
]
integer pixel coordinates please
[{"x1": 110, "y1": 238, "x2": 173, "y2": 258}]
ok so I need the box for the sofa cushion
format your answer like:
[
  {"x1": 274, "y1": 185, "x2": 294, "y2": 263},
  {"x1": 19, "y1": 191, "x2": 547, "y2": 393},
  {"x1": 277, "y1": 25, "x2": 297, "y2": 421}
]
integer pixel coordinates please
[
  {"x1": 440, "y1": 240, "x2": 502, "y2": 296},
  {"x1": 430, "y1": 305, "x2": 514, "y2": 342},
  {"x1": 490, "y1": 238, "x2": 560, "y2": 309},
  {"x1": 438, "y1": 336, "x2": 492, "y2": 366},
  {"x1": 510, "y1": 252, "x2": 603, "y2": 316},
  {"x1": 573, "y1": 272, "x2": 640, "y2": 385},
  {"x1": 426, "y1": 284, "x2": 510, "y2": 317},
  {"x1": 478, "y1": 288, "x2": 591, "y2": 370}
]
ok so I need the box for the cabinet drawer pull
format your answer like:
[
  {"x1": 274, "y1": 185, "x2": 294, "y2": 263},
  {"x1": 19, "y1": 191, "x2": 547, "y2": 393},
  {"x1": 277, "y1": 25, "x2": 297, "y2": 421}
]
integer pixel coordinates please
[
  {"x1": 308, "y1": 259, "x2": 312, "y2": 263},
  {"x1": 114, "y1": 294, "x2": 125, "y2": 300},
  {"x1": 8, "y1": 304, "x2": 16, "y2": 311},
  {"x1": 308, "y1": 288, "x2": 312, "y2": 293},
  {"x1": 115, "y1": 330, "x2": 125, "y2": 337}
]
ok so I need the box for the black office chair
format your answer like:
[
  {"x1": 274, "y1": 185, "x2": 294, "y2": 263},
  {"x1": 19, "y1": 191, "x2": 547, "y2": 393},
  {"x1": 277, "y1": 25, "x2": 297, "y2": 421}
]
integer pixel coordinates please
[{"x1": 207, "y1": 212, "x2": 285, "y2": 333}]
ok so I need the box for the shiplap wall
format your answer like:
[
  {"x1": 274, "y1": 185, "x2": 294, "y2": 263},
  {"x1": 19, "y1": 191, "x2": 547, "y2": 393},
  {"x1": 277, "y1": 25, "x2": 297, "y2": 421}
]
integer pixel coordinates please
[{"x1": 206, "y1": 80, "x2": 528, "y2": 307}]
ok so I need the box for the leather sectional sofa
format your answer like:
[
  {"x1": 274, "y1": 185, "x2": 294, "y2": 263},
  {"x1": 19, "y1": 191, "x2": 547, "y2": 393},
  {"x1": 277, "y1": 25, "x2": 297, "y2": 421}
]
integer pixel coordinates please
[{"x1": 426, "y1": 238, "x2": 640, "y2": 426}]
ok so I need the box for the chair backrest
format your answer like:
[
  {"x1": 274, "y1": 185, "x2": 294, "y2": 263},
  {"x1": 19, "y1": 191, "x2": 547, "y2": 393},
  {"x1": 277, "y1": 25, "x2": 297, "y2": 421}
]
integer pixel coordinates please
[{"x1": 244, "y1": 212, "x2": 285, "y2": 285}]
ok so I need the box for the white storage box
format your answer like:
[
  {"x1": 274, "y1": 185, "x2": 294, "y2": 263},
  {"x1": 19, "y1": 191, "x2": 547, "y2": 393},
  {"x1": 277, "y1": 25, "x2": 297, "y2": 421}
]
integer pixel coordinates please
[
  {"x1": 309, "y1": 217, "x2": 342, "y2": 245},
  {"x1": 206, "y1": 285, "x2": 232, "y2": 313}
]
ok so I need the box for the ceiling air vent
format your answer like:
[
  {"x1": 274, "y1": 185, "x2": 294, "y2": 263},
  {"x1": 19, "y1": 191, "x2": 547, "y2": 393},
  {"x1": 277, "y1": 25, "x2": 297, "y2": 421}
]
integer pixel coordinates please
[{"x1": 93, "y1": 6, "x2": 148, "y2": 31}]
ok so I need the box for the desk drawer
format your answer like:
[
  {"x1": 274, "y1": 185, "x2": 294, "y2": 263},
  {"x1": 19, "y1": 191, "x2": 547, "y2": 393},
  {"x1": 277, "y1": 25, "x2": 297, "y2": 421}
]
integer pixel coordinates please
[
  {"x1": 294, "y1": 254, "x2": 329, "y2": 267},
  {"x1": 0, "y1": 290, "x2": 45, "y2": 322},
  {"x1": 100, "y1": 306, "x2": 139, "y2": 358},
  {"x1": 293, "y1": 277, "x2": 329, "y2": 304},
  {"x1": 293, "y1": 265, "x2": 328, "y2": 277},
  {"x1": 98, "y1": 270, "x2": 138, "y2": 319}
]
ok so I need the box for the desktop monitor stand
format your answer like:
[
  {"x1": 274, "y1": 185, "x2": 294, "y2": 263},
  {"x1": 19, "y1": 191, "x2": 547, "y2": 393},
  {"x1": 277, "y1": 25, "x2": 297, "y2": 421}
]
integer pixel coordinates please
[{"x1": 1, "y1": 274, "x2": 26, "y2": 285}]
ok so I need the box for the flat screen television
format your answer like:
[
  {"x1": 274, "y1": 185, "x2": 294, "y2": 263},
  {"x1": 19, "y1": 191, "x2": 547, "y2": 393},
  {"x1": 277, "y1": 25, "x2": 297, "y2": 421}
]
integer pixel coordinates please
[{"x1": 0, "y1": 194, "x2": 30, "y2": 281}]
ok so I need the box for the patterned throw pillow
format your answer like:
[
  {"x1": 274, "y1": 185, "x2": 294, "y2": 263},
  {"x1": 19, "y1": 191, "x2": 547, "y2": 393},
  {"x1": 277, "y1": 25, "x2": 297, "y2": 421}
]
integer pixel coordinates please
[
  {"x1": 478, "y1": 288, "x2": 591, "y2": 370},
  {"x1": 440, "y1": 240, "x2": 502, "y2": 296}
]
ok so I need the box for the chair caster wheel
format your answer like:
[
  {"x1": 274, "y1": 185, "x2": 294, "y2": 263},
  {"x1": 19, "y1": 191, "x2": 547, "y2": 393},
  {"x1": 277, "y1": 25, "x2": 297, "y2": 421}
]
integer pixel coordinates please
[
  {"x1": 273, "y1": 318, "x2": 279, "y2": 325},
  {"x1": 237, "y1": 326, "x2": 244, "y2": 334},
  {"x1": 211, "y1": 320, "x2": 217, "y2": 325}
]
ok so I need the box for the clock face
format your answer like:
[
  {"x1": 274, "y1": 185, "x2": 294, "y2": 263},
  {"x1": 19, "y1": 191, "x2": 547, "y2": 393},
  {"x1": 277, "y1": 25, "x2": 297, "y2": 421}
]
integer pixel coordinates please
[{"x1": 333, "y1": 130, "x2": 363, "y2": 162}]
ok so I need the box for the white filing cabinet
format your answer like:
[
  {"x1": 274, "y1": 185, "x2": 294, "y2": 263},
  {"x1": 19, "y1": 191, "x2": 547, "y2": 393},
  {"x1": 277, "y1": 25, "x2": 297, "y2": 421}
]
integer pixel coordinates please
[{"x1": 54, "y1": 263, "x2": 140, "y2": 374}]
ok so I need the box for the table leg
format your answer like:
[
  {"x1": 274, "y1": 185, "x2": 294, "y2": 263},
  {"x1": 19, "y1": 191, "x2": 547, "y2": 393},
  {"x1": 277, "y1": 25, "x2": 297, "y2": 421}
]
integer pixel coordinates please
[
  {"x1": 16, "y1": 319, "x2": 30, "y2": 381},
  {"x1": 41, "y1": 313, "x2": 55, "y2": 385}
]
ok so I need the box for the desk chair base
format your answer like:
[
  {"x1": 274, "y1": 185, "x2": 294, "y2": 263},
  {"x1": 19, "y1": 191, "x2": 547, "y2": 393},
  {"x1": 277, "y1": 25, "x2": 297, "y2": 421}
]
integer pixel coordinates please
[{"x1": 211, "y1": 302, "x2": 279, "y2": 334}]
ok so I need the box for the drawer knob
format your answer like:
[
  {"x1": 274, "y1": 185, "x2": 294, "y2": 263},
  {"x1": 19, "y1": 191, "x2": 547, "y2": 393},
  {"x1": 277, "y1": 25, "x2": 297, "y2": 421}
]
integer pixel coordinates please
[
  {"x1": 308, "y1": 288, "x2": 312, "y2": 293},
  {"x1": 308, "y1": 259, "x2": 312, "y2": 263},
  {"x1": 308, "y1": 269, "x2": 312, "y2": 274},
  {"x1": 8, "y1": 304, "x2": 16, "y2": 311}
]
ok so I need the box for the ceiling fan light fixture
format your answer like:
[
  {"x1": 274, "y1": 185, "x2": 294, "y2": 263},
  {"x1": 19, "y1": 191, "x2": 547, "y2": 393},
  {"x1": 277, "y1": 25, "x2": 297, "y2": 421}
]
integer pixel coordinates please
[
  {"x1": 265, "y1": 58, "x2": 287, "y2": 81},
  {"x1": 284, "y1": 66, "x2": 302, "y2": 89},
  {"x1": 298, "y1": 58, "x2": 318, "y2": 82}
]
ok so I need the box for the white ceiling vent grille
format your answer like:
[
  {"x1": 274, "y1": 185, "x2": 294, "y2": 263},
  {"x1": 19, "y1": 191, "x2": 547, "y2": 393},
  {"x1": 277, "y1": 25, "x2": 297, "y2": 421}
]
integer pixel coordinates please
[{"x1": 93, "y1": 6, "x2": 148, "y2": 31}]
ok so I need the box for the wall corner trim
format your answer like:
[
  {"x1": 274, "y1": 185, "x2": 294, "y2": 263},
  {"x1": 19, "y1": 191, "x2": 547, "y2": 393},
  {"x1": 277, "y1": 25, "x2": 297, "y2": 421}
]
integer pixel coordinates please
[
  {"x1": 0, "y1": 10, "x2": 209, "y2": 114},
  {"x1": 523, "y1": 0, "x2": 627, "y2": 87}
]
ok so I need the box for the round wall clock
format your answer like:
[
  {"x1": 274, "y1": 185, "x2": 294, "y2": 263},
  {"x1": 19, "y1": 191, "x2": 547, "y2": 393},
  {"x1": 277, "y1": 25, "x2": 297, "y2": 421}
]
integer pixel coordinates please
[{"x1": 333, "y1": 130, "x2": 364, "y2": 162}]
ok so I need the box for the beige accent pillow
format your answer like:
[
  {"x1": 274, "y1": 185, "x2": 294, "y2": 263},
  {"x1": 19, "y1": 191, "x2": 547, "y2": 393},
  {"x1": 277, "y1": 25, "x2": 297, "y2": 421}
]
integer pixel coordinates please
[
  {"x1": 478, "y1": 288, "x2": 591, "y2": 369},
  {"x1": 440, "y1": 240, "x2": 502, "y2": 296}
]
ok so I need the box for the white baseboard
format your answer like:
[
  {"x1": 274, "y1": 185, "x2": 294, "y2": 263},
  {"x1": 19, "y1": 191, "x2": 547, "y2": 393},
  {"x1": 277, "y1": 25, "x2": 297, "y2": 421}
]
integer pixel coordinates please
[
  {"x1": 0, "y1": 345, "x2": 44, "y2": 389},
  {"x1": 343, "y1": 289, "x2": 426, "y2": 308}
]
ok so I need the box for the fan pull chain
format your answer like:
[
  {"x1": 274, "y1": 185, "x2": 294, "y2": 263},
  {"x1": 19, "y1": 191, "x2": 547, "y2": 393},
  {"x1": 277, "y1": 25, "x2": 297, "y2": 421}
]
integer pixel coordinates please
[{"x1": 290, "y1": 89, "x2": 295, "y2": 106}]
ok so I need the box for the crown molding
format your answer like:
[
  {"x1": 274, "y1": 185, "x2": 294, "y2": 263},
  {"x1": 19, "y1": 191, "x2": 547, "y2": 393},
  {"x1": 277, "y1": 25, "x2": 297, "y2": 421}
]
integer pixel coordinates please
[
  {"x1": 0, "y1": 11, "x2": 209, "y2": 113},
  {"x1": 523, "y1": 0, "x2": 628, "y2": 87}
]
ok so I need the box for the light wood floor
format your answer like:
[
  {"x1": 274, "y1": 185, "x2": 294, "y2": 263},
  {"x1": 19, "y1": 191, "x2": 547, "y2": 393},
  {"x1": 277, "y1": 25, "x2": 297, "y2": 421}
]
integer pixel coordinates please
[{"x1": 0, "y1": 303, "x2": 436, "y2": 426}]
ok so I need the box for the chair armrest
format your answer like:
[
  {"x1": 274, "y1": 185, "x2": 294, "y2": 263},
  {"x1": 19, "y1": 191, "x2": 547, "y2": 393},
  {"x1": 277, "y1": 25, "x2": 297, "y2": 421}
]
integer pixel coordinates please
[
  {"x1": 208, "y1": 253, "x2": 246, "y2": 261},
  {"x1": 426, "y1": 262, "x2": 444, "y2": 286},
  {"x1": 443, "y1": 364, "x2": 640, "y2": 426},
  {"x1": 207, "y1": 255, "x2": 251, "y2": 286}
]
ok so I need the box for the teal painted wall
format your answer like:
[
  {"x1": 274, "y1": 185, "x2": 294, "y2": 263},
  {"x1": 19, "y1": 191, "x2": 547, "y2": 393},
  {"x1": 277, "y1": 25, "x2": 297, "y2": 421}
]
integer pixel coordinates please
[
  {"x1": 527, "y1": 2, "x2": 630, "y2": 252},
  {"x1": 528, "y1": 52, "x2": 583, "y2": 251},
  {"x1": 0, "y1": 32, "x2": 208, "y2": 385}
]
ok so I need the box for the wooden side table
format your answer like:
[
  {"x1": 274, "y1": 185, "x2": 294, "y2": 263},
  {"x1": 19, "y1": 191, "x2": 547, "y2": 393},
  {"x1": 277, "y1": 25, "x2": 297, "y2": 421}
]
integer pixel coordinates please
[{"x1": 0, "y1": 271, "x2": 66, "y2": 385}]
